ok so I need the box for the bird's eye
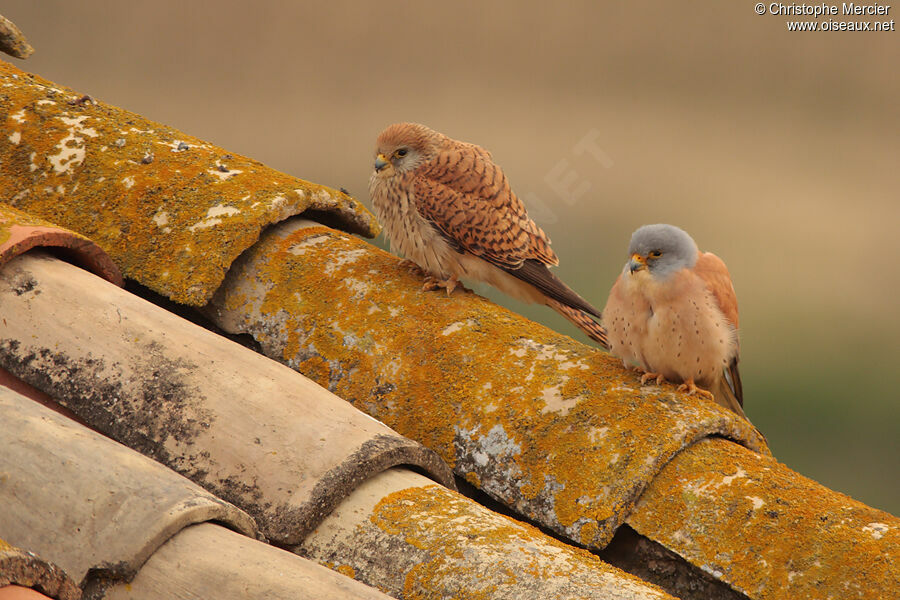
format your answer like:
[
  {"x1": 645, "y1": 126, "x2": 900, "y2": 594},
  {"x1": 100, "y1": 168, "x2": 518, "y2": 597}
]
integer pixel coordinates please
[
  {"x1": 394, "y1": 148, "x2": 408, "y2": 159},
  {"x1": 649, "y1": 250, "x2": 662, "y2": 258}
]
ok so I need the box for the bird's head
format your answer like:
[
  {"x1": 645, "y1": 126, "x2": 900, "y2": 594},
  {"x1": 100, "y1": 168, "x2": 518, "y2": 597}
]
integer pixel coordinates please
[
  {"x1": 626, "y1": 224, "x2": 698, "y2": 280},
  {"x1": 372, "y1": 122, "x2": 438, "y2": 179}
]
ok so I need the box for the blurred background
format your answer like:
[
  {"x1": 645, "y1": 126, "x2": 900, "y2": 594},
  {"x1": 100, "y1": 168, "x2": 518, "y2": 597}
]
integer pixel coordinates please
[{"x1": 4, "y1": 2, "x2": 897, "y2": 513}]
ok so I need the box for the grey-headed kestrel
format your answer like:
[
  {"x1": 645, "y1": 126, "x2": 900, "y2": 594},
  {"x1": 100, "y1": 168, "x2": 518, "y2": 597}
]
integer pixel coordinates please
[
  {"x1": 368, "y1": 122, "x2": 608, "y2": 348},
  {"x1": 601, "y1": 224, "x2": 747, "y2": 418}
]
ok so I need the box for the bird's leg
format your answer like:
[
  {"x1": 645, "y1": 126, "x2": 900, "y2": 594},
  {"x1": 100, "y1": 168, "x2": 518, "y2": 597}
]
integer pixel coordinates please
[
  {"x1": 630, "y1": 365, "x2": 666, "y2": 385},
  {"x1": 640, "y1": 371, "x2": 667, "y2": 386},
  {"x1": 677, "y1": 379, "x2": 715, "y2": 401},
  {"x1": 397, "y1": 260, "x2": 464, "y2": 295},
  {"x1": 422, "y1": 275, "x2": 463, "y2": 295}
]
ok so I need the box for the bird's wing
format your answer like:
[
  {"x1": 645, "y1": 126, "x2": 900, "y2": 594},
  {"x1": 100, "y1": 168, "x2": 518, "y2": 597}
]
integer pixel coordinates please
[
  {"x1": 411, "y1": 140, "x2": 558, "y2": 269},
  {"x1": 410, "y1": 141, "x2": 601, "y2": 316},
  {"x1": 694, "y1": 252, "x2": 739, "y2": 329},
  {"x1": 694, "y1": 251, "x2": 743, "y2": 406}
]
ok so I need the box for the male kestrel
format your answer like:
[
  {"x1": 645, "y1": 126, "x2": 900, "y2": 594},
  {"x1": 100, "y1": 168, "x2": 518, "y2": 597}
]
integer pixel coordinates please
[
  {"x1": 601, "y1": 224, "x2": 746, "y2": 418},
  {"x1": 368, "y1": 122, "x2": 608, "y2": 348}
]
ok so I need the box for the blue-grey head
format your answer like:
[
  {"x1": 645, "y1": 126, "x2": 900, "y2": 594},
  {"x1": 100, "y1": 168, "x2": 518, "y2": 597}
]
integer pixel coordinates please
[{"x1": 626, "y1": 224, "x2": 699, "y2": 280}]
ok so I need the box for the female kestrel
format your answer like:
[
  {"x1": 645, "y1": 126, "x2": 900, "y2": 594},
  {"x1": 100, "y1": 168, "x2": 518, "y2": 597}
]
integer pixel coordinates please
[
  {"x1": 368, "y1": 122, "x2": 607, "y2": 348},
  {"x1": 601, "y1": 224, "x2": 747, "y2": 418}
]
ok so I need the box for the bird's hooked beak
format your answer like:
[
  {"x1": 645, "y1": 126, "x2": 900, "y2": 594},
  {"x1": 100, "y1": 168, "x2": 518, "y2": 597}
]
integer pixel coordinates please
[
  {"x1": 374, "y1": 153, "x2": 390, "y2": 173},
  {"x1": 629, "y1": 253, "x2": 647, "y2": 274}
]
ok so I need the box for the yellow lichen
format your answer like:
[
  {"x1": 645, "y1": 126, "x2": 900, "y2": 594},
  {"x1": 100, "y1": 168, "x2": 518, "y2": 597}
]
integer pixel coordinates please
[
  {"x1": 0, "y1": 58, "x2": 378, "y2": 306},
  {"x1": 334, "y1": 564, "x2": 357, "y2": 579},
  {"x1": 1, "y1": 203, "x2": 82, "y2": 245},
  {"x1": 369, "y1": 484, "x2": 665, "y2": 599},
  {"x1": 579, "y1": 520, "x2": 599, "y2": 547},
  {"x1": 220, "y1": 223, "x2": 769, "y2": 550},
  {"x1": 627, "y1": 438, "x2": 900, "y2": 600}
]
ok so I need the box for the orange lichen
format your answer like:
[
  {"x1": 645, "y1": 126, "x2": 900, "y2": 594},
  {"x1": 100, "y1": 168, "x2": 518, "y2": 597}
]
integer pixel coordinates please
[
  {"x1": 0, "y1": 59, "x2": 378, "y2": 305},
  {"x1": 579, "y1": 520, "x2": 600, "y2": 547},
  {"x1": 211, "y1": 221, "x2": 899, "y2": 597},
  {"x1": 210, "y1": 222, "x2": 770, "y2": 552},
  {"x1": 369, "y1": 484, "x2": 669, "y2": 600},
  {"x1": 334, "y1": 564, "x2": 357, "y2": 579},
  {"x1": 627, "y1": 438, "x2": 900, "y2": 599}
]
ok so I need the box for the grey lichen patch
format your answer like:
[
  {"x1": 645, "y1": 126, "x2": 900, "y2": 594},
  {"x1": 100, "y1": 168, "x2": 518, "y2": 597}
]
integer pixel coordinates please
[
  {"x1": 207, "y1": 472, "x2": 273, "y2": 543},
  {"x1": 0, "y1": 337, "x2": 213, "y2": 469},
  {"x1": 454, "y1": 423, "x2": 525, "y2": 505},
  {"x1": 7, "y1": 267, "x2": 37, "y2": 295}
]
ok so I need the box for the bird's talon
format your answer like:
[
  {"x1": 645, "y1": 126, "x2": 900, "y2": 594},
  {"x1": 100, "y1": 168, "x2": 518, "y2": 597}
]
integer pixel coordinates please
[
  {"x1": 421, "y1": 275, "x2": 462, "y2": 295},
  {"x1": 640, "y1": 372, "x2": 666, "y2": 386},
  {"x1": 677, "y1": 380, "x2": 715, "y2": 401}
]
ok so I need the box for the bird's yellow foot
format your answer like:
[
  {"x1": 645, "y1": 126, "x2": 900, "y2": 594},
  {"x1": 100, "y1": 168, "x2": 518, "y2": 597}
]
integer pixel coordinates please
[
  {"x1": 639, "y1": 371, "x2": 666, "y2": 385},
  {"x1": 677, "y1": 379, "x2": 715, "y2": 401},
  {"x1": 422, "y1": 275, "x2": 462, "y2": 295}
]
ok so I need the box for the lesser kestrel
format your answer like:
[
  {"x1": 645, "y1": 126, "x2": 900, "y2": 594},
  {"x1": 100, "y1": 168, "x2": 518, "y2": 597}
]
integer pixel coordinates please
[
  {"x1": 368, "y1": 122, "x2": 608, "y2": 348},
  {"x1": 601, "y1": 224, "x2": 747, "y2": 418}
]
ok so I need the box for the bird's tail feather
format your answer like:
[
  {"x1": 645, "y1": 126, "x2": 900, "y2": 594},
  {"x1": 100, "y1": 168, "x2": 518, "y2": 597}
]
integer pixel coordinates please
[
  {"x1": 710, "y1": 376, "x2": 749, "y2": 420},
  {"x1": 547, "y1": 299, "x2": 609, "y2": 349}
]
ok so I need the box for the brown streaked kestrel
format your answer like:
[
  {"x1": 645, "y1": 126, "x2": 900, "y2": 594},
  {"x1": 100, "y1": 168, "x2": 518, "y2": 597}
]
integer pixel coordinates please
[
  {"x1": 368, "y1": 122, "x2": 608, "y2": 348},
  {"x1": 601, "y1": 224, "x2": 747, "y2": 418}
]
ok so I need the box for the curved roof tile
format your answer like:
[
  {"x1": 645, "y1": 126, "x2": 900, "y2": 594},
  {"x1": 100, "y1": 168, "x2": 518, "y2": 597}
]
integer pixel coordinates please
[
  {"x1": 0, "y1": 540, "x2": 79, "y2": 600},
  {"x1": 103, "y1": 523, "x2": 396, "y2": 600},
  {"x1": 205, "y1": 219, "x2": 899, "y2": 600},
  {"x1": 209, "y1": 219, "x2": 769, "y2": 549},
  {"x1": 627, "y1": 437, "x2": 900, "y2": 600},
  {"x1": 0, "y1": 387, "x2": 257, "y2": 592},
  {"x1": 0, "y1": 250, "x2": 454, "y2": 546},
  {"x1": 0, "y1": 58, "x2": 378, "y2": 305},
  {"x1": 0, "y1": 203, "x2": 121, "y2": 285},
  {"x1": 0, "y1": 247, "x2": 675, "y2": 600},
  {"x1": 301, "y1": 467, "x2": 674, "y2": 600}
]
